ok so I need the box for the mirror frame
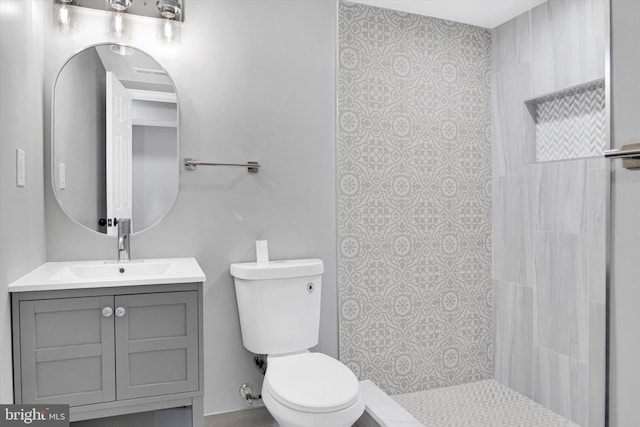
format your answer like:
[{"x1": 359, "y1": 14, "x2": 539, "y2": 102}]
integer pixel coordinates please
[{"x1": 51, "y1": 43, "x2": 181, "y2": 237}]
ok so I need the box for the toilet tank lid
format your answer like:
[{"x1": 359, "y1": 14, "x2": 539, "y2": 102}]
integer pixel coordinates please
[{"x1": 230, "y1": 258, "x2": 324, "y2": 280}]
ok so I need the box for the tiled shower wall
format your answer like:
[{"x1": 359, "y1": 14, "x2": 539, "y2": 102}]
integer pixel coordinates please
[
  {"x1": 492, "y1": 0, "x2": 606, "y2": 426},
  {"x1": 337, "y1": 2, "x2": 492, "y2": 394}
]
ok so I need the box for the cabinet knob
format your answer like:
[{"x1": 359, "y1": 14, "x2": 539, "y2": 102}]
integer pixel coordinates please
[
  {"x1": 102, "y1": 307, "x2": 113, "y2": 318},
  {"x1": 115, "y1": 307, "x2": 126, "y2": 318}
]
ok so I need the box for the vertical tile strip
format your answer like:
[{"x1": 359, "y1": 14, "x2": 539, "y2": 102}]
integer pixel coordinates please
[{"x1": 337, "y1": 2, "x2": 492, "y2": 394}]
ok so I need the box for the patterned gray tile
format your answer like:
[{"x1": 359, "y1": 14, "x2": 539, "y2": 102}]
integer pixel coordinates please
[
  {"x1": 338, "y1": 1, "x2": 492, "y2": 394},
  {"x1": 393, "y1": 379, "x2": 578, "y2": 427}
]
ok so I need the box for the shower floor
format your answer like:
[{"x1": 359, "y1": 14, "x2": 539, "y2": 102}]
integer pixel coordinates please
[{"x1": 392, "y1": 380, "x2": 578, "y2": 427}]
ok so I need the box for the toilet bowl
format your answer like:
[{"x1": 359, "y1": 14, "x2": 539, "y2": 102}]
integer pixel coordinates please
[
  {"x1": 261, "y1": 352, "x2": 364, "y2": 427},
  {"x1": 230, "y1": 258, "x2": 365, "y2": 427}
]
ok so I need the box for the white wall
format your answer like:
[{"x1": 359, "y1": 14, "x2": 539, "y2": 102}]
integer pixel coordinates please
[
  {"x1": 43, "y1": 0, "x2": 337, "y2": 414},
  {"x1": 0, "y1": 0, "x2": 46, "y2": 403}
]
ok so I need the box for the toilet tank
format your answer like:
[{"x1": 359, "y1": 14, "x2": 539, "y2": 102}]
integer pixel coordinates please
[{"x1": 230, "y1": 259, "x2": 324, "y2": 355}]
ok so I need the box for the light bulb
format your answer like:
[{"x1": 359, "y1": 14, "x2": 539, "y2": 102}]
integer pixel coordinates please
[
  {"x1": 163, "y1": 19, "x2": 173, "y2": 42},
  {"x1": 58, "y1": 5, "x2": 70, "y2": 29},
  {"x1": 55, "y1": 3, "x2": 77, "y2": 33},
  {"x1": 156, "y1": 17, "x2": 181, "y2": 45},
  {"x1": 113, "y1": 13, "x2": 123, "y2": 37},
  {"x1": 107, "y1": 11, "x2": 130, "y2": 40}
]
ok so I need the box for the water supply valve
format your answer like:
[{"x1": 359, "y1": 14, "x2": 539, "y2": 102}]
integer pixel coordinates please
[{"x1": 239, "y1": 384, "x2": 262, "y2": 405}]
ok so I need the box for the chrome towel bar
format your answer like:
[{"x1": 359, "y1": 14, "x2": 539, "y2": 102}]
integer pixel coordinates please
[{"x1": 184, "y1": 158, "x2": 260, "y2": 173}]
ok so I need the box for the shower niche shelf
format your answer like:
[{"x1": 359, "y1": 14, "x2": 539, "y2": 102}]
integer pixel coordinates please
[{"x1": 524, "y1": 78, "x2": 605, "y2": 163}]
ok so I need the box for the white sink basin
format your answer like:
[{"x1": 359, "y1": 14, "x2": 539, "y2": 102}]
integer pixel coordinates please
[
  {"x1": 51, "y1": 261, "x2": 174, "y2": 280},
  {"x1": 9, "y1": 258, "x2": 206, "y2": 292}
]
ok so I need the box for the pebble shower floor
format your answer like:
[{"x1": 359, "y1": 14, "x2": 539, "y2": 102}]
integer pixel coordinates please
[{"x1": 393, "y1": 380, "x2": 578, "y2": 427}]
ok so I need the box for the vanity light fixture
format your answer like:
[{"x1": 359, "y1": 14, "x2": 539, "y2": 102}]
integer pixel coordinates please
[{"x1": 51, "y1": 0, "x2": 184, "y2": 44}]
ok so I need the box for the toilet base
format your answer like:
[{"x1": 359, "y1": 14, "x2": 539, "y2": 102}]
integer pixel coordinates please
[{"x1": 262, "y1": 381, "x2": 365, "y2": 427}]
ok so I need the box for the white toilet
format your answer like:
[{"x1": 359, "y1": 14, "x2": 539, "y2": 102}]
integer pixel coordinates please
[{"x1": 230, "y1": 258, "x2": 365, "y2": 427}]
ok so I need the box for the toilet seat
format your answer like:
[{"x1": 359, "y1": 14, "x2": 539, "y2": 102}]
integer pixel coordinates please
[{"x1": 265, "y1": 352, "x2": 360, "y2": 413}]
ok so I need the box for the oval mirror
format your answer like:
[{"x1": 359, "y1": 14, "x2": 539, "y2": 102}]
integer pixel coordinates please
[{"x1": 52, "y1": 44, "x2": 179, "y2": 235}]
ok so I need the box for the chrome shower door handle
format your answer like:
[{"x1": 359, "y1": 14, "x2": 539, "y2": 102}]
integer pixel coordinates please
[
  {"x1": 604, "y1": 147, "x2": 640, "y2": 159},
  {"x1": 605, "y1": 143, "x2": 640, "y2": 169}
]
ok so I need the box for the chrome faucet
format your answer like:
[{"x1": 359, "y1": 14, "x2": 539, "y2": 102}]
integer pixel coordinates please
[{"x1": 117, "y1": 218, "x2": 131, "y2": 262}]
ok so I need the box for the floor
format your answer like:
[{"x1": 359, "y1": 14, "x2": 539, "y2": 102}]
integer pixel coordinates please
[
  {"x1": 72, "y1": 407, "x2": 191, "y2": 427},
  {"x1": 205, "y1": 380, "x2": 421, "y2": 427},
  {"x1": 204, "y1": 379, "x2": 580, "y2": 427},
  {"x1": 392, "y1": 380, "x2": 579, "y2": 427},
  {"x1": 205, "y1": 407, "x2": 275, "y2": 427}
]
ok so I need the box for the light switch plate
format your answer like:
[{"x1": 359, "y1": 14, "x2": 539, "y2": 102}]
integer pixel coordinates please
[{"x1": 16, "y1": 148, "x2": 25, "y2": 187}]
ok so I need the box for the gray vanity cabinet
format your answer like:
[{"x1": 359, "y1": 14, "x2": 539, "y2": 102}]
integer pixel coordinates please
[
  {"x1": 12, "y1": 283, "x2": 204, "y2": 425},
  {"x1": 115, "y1": 291, "x2": 199, "y2": 400},
  {"x1": 19, "y1": 296, "x2": 116, "y2": 406}
]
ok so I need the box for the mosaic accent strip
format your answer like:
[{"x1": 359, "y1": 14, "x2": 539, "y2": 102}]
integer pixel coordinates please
[
  {"x1": 338, "y1": 2, "x2": 492, "y2": 394},
  {"x1": 393, "y1": 379, "x2": 579, "y2": 427},
  {"x1": 531, "y1": 80, "x2": 606, "y2": 162}
]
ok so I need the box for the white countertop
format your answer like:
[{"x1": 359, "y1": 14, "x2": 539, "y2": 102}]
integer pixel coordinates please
[{"x1": 8, "y1": 257, "x2": 206, "y2": 292}]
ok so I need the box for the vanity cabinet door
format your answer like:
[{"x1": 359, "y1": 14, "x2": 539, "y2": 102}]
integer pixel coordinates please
[
  {"x1": 114, "y1": 291, "x2": 198, "y2": 400},
  {"x1": 19, "y1": 296, "x2": 116, "y2": 406}
]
